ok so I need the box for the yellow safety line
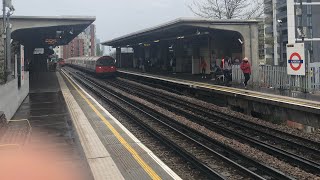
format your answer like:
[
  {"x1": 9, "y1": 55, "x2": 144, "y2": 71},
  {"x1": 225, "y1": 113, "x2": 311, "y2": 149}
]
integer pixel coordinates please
[{"x1": 62, "y1": 72, "x2": 162, "y2": 180}]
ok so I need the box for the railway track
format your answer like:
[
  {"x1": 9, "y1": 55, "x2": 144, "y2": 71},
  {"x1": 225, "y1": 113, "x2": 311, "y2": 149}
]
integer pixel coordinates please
[
  {"x1": 102, "y1": 77, "x2": 320, "y2": 175},
  {"x1": 72, "y1": 69, "x2": 320, "y2": 175},
  {"x1": 64, "y1": 68, "x2": 296, "y2": 179}
]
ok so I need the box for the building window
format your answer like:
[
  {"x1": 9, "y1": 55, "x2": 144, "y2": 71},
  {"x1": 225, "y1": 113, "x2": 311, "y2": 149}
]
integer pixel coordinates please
[
  {"x1": 307, "y1": 5, "x2": 312, "y2": 15},
  {"x1": 309, "y1": 28, "x2": 313, "y2": 38},
  {"x1": 297, "y1": 16, "x2": 302, "y2": 27},
  {"x1": 307, "y1": 16, "x2": 312, "y2": 27}
]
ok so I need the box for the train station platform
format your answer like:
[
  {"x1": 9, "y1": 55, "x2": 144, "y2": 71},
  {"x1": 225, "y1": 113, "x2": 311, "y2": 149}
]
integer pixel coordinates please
[
  {"x1": 6, "y1": 71, "x2": 180, "y2": 179},
  {"x1": 119, "y1": 68, "x2": 320, "y2": 102},
  {"x1": 117, "y1": 69, "x2": 320, "y2": 131}
]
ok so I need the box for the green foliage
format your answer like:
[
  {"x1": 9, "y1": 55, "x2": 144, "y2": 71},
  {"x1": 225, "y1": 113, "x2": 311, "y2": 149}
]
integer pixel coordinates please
[
  {"x1": 96, "y1": 44, "x2": 104, "y2": 56},
  {"x1": 0, "y1": 60, "x2": 4, "y2": 84}
]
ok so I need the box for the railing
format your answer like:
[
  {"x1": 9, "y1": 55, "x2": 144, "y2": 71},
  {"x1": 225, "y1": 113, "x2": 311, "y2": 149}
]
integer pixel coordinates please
[
  {"x1": 310, "y1": 63, "x2": 320, "y2": 90},
  {"x1": 259, "y1": 65, "x2": 288, "y2": 89},
  {"x1": 232, "y1": 65, "x2": 320, "y2": 92},
  {"x1": 232, "y1": 65, "x2": 244, "y2": 84},
  {"x1": 0, "y1": 114, "x2": 32, "y2": 148}
]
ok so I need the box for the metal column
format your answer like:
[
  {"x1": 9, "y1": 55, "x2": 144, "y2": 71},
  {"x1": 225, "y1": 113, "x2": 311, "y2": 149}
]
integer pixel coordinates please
[
  {"x1": 116, "y1": 47, "x2": 121, "y2": 68},
  {"x1": 273, "y1": 0, "x2": 278, "y2": 66}
]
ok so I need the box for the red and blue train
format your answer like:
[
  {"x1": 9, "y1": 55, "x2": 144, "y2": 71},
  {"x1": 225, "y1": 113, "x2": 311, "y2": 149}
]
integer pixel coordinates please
[{"x1": 65, "y1": 56, "x2": 117, "y2": 76}]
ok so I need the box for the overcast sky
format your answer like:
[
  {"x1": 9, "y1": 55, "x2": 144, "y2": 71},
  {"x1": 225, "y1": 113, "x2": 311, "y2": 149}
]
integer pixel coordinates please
[{"x1": 14, "y1": 0, "x2": 195, "y2": 44}]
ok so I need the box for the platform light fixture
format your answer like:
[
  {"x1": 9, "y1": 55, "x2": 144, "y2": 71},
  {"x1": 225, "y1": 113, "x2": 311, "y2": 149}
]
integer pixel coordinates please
[
  {"x1": 238, "y1": 39, "x2": 243, "y2": 45},
  {"x1": 177, "y1": 36, "x2": 185, "y2": 39}
]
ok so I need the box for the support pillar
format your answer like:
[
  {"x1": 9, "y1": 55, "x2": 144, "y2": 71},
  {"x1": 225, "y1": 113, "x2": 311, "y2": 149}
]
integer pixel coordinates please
[
  {"x1": 287, "y1": 0, "x2": 296, "y2": 44},
  {"x1": 273, "y1": 0, "x2": 279, "y2": 66},
  {"x1": 5, "y1": 25, "x2": 11, "y2": 79},
  {"x1": 243, "y1": 25, "x2": 259, "y2": 86},
  {"x1": 116, "y1": 47, "x2": 121, "y2": 68}
]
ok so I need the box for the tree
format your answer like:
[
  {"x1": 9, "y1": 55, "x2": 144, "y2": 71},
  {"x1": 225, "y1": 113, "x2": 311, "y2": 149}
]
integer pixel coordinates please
[
  {"x1": 96, "y1": 44, "x2": 104, "y2": 56},
  {"x1": 189, "y1": 0, "x2": 264, "y2": 20}
]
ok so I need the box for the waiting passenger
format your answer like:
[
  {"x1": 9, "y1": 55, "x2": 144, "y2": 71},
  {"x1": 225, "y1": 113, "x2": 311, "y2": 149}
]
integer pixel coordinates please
[
  {"x1": 233, "y1": 57, "x2": 240, "y2": 65},
  {"x1": 144, "y1": 58, "x2": 151, "y2": 72},
  {"x1": 211, "y1": 63, "x2": 223, "y2": 81},
  {"x1": 200, "y1": 58, "x2": 207, "y2": 79},
  {"x1": 240, "y1": 57, "x2": 252, "y2": 88},
  {"x1": 170, "y1": 57, "x2": 176, "y2": 74},
  {"x1": 223, "y1": 56, "x2": 232, "y2": 85}
]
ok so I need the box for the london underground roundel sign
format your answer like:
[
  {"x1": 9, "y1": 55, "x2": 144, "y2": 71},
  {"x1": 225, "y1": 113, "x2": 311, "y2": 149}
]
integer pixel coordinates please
[
  {"x1": 289, "y1": 52, "x2": 303, "y2": 71},
  {"x1": 287, "y1": 43, "x2": 305, "y2": 76}
]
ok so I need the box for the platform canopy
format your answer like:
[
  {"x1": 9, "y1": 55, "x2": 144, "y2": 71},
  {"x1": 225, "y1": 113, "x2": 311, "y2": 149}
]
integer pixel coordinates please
[
  {"x1": 101, "y1": 18, "x2": 259, "y2": 48},
  {"x1": 6, "y1": 16, "x2": 96, "y2": 47}
]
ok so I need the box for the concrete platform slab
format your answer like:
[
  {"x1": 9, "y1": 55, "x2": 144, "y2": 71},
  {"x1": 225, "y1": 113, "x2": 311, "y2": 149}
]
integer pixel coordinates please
[{"x1": 11, "y1": 72, "x2": 94, "y2": 180}]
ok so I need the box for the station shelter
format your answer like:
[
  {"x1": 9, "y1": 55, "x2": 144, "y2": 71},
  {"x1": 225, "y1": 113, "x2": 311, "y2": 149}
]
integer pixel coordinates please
[
  {"x1": 0, "y1": 16, "x2": 95, "y2": 120},
  {"x1": 102, "y1": 18, "x2": 260, "y2": 81}
]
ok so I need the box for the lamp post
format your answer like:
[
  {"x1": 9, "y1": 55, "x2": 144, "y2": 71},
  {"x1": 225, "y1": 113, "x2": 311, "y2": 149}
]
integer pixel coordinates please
[{"x1": 296, "y1": 0, "x2": 309, "y2": 92}]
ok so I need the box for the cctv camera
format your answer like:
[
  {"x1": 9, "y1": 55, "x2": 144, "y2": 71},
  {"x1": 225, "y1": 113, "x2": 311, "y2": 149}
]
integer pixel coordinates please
[{"x1": 277, "y1": 20, "x2": 282, "y2": 23}]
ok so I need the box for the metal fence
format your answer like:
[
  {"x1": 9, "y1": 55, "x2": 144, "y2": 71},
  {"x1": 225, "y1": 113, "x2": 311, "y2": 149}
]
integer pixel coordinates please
[
  {"x1": 310, "y1": 63, "x2": 320, "y2": 90},
  {"x1": 232, "y1": 64, "x2": 320, "y2": 92}
]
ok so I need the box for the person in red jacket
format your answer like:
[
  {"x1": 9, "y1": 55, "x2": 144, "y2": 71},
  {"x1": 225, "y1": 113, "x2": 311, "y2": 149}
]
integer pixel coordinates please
[{"x1": 240, "y1": 57, "x2": 251, "y2": 88}]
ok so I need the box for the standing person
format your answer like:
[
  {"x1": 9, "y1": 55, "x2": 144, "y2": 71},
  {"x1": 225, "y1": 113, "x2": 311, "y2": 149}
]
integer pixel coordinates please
[
  {"x1": 144, "y1": 58, "x2": 150, "y2": 72},
  {"x1": 171, "y1": 56, "x2": 176, "y2": 74},
  {"x1": 234, "y1": 57, "x2": 240, "y2": 65},
  {"x1": 211, "y1": 63, "x2": 223, "y2": 81},
  {"x1": 240, "y1": 57, "x2": 251, "y2": 88},
  {"x1": 223, "y1": 56, "x2": 232, "y2": 85},
  {"x1": 200, "y1": 58, "x2": 207, "y2": 78},
  {"x1": 220, "y1": 57, "x2": 224, "y2": 69}
]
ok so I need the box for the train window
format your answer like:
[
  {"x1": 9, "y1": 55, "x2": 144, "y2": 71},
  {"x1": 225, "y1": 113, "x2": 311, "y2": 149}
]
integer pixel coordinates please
[{"x1": 96, "y1": 57, "x2": 115, "y2": 66}]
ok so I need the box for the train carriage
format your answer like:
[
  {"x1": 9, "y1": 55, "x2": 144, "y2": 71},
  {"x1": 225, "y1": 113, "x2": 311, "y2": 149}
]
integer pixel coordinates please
[{"x1": 65, "y1": 56, "x2": 117, "y2": 76}]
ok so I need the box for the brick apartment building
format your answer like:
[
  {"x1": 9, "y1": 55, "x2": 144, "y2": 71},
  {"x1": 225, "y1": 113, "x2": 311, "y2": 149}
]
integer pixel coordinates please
[{"x1": 54, "y1": 24, "x2": 96, "y2": 59}]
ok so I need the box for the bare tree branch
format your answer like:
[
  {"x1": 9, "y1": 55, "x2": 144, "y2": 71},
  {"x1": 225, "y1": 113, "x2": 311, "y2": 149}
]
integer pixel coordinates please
[{"x1": 188, "y1": 0, "x2": 264, "y2": 20}]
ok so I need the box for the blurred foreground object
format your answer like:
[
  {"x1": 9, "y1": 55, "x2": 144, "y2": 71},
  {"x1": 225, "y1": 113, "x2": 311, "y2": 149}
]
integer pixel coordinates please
[{"x1": 0, "y1": 133, "x2": 86, "y2": 180}]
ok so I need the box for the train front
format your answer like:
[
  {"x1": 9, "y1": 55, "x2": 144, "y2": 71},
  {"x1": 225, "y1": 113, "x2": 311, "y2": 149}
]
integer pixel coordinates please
[{"x1": 95, "y1": 56, "x2": 117, "y2": 76}]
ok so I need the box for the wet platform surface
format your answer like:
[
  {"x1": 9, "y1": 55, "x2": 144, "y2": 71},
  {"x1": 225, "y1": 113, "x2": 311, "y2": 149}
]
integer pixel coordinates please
[
  {"x1": 120, "y1": 68, "x2": 320, "y2": 102},
  {"x1": 12, "y1": 72, "x2": 93, "y2": 179}
]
